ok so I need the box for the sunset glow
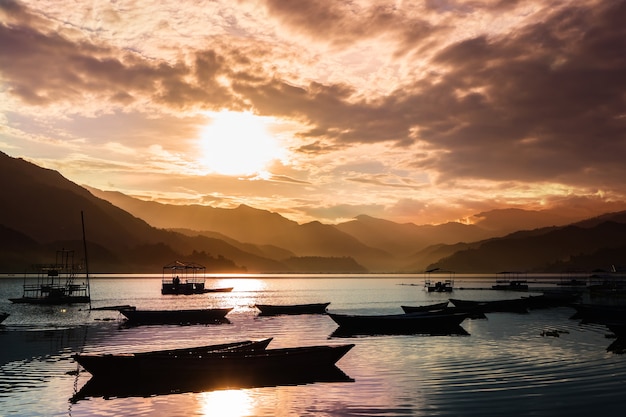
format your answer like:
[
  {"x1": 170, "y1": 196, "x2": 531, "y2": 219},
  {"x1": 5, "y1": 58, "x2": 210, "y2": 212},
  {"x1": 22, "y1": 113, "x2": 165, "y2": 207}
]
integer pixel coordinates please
[
  {"x1": 199, "y1": 111, "x2": 286, "y2": 176},
  {"x1": 2, "y1": 0, "x2": 626, "y2": 225}
]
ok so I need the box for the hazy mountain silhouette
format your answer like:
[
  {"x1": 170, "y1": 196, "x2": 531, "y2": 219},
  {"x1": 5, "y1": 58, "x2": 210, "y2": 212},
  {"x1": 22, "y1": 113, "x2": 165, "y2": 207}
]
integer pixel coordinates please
[
  {"x1": 2, "y1": 150, "x2": 625, "y2": 273},
  {"x1": 425, "y1": 215, "x2": 626, "y2": 273}
]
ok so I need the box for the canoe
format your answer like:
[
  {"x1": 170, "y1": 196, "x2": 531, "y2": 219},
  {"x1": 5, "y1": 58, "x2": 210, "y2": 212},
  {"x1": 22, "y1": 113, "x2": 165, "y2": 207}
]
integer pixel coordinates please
[
  {"x1": 401, "y1": 304, "x2": 487, "y2": 319},
  {"x1": 73, "y1": 343, "x2": 355, "y2": 380},
  {"x1": 328, "y1": 311, "x2": 470, "y2": 335},
  {"x1": 71, "y1": 364, "x2": 353, "y2": 402},
  {"x1": 118, "y1": 307, "x2": 233, "y2": 325},
  {"x1": 74, "y1": 338, "x2": 274, "y2": 376},
  {"x1": 255, "y1": 302, "x2": 330, "y2": 315},
  {"x1": 570, "y1": 303, "x2": 626, "y2": 324},
  {"x1": 522, "y1": 292, "x2": 580, "y2": 309},
  {"x1": 449, "y1": 298, "x2": 530, "y2": 313},
  {"x1": 400, "y1": 302, "x2": 449, "y2": 313}
]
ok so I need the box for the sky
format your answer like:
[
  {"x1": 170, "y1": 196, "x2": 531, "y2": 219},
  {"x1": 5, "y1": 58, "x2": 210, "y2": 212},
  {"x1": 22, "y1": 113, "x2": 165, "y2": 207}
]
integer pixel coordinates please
[{"x1": 1, "y1": 0, "x2": 626, "y2": 226}]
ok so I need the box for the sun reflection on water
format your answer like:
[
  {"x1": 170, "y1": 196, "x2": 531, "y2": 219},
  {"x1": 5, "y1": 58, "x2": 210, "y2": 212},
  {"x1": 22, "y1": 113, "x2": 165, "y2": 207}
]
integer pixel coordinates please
[{"x1": 199, "y1": 389, "x2": 254, "y2": 417}]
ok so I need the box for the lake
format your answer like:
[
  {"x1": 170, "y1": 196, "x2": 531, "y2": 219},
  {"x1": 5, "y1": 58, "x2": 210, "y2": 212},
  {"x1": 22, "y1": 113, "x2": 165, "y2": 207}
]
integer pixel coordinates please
[{"x1": 1, "y1": 275, "x2": 625, "y2": 416}]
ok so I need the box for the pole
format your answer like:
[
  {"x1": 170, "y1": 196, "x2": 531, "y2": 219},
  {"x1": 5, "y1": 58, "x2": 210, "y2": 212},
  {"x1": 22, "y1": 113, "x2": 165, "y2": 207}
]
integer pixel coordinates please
[{"x1": 81, "y1": 210, "x2": 92, "y2": 310}]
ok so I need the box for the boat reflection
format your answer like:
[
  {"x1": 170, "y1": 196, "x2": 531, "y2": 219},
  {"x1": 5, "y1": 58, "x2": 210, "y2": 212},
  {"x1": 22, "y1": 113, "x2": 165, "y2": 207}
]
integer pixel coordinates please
[
  {"x1": 199, "y1": 389, "x2": 254, "y2": 417},
  {"x1": 70, "y1": 365, "x2": 353, "y2": 402}
]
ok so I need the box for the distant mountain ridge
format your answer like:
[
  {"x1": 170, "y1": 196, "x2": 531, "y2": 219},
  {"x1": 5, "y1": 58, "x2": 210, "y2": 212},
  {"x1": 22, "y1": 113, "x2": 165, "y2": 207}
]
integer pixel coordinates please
[{"x1": 1, "y1": 150, "x2": 625, "y2": 273}]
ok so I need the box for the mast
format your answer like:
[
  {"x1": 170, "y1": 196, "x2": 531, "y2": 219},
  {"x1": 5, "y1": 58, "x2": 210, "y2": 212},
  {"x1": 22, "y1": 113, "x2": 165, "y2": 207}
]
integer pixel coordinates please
[{"x1": 81, "y1": 211, "x2": 92, "y2": 309}]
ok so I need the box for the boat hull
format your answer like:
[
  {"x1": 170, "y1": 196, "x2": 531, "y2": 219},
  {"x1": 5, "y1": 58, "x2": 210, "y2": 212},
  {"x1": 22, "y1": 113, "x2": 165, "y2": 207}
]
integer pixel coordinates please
[
  {"x1": 255, "y1": 302, "x2": 330, "y2": 315},
  {"x1": 328, "y1": 311, "x2": 470, "y2": 335},
  {"x1": 74, "y1": 344, "x2": 354, "y2": 380},
  {"x1": 119, "y1": 307, "x2": 233, "y2": 325}
]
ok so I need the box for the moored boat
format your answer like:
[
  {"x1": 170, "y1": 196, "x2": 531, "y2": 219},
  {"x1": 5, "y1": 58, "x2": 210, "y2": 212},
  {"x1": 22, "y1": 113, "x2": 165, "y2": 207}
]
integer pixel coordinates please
[
  {"x1": 328, "y1": 311, "x2": 470, "y2": 335},
  {"x1": 255, "y1": 302, "x2": 330, "y2": 315},
  {"x1": 570, "y1": 303, "x2": 626, "y2": 324},
  {"x1": 118, "y1": 307, "x2": 233, "y2": 325},
  {"x1": 401, "y1": 304, "x2": 487, "y2": 319},
  {"x1": 449, "y1": 297, "x2": 530, "y2": 313},
  {"x1": 492, "y1": 280, "x2": 529, "y2": 291},
  {"x1": 400, "y1": 302, "x2": 449, "y2": 313},
  {"x1": 161, "y1": 261, "x2": 233, "y2": 295},
  {"x1": 73, "y1": 343, "x2": 355, "y2": 380}
]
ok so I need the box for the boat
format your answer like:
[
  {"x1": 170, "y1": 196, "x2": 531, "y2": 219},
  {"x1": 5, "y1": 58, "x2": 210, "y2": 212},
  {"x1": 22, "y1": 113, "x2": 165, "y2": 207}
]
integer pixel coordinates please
[
  {"x1": 73, "y1": 343, "x2": 355, "y2": 380},
  {"x1": 118, "y1": 307, "x2": 233, "y2": 325},
  {"x1": 423, "y1": 268, "x2": 454, "y2": 292},
  {"x1": 328, "y1": 311, "x2": 470, "y2": 336},
  {"x1": 9, "y1": 213, "x2": 91, "y2": 305},
  {"x1": 522, "y1": 292, "x2": 580, "y2": 309},
  {"x1": 492, "y1": 280, "x2": 529, "y2": 291},
  {"x1": 71, "y1": 365, "x2": 353, "y2": 402},
  {"x1": 161, "y1": 261, "x2": 233, "y2": 295},
  {"x1": 570, "y1": 303, "x2": 626, "y2": 324},
  {"x1": 74, "y1": 338, "x2": 274, "y2": 375},
  {"x1": 0, "y1": 312, "x2": 9, "y2": 324},
  {"x1": 401, "y1": 304, "x2": 487, "y2": 319},
  {"x1": 399, "y1": 302, "x2": 449, "y2": 312},
  {"x1": 449, "y1": 297, "x2": 530, "y2": 313},
  {"x1": 255, "y1": 302, "x2": 331, "y2": 315}
]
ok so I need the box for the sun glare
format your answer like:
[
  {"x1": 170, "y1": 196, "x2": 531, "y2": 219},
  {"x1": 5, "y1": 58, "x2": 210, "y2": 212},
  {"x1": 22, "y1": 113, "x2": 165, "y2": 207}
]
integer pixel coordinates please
[{"x1": 199, "y1": 111, "x2": 285, "y2": 176}]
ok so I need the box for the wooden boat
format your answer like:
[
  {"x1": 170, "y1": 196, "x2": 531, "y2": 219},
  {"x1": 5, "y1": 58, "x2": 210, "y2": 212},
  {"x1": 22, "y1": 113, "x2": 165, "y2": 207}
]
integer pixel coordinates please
[
  {"x1": 161, "y1": 261, "x2": 233, "y2": 295},
  {"x1": 401, "y1": 304, "x2": 487, "y2": 319},
  {"x1": 328, "y1": 311, "x2": 470, "y2": 335},
  {"x1": 570, "y1": 303, "x2": 626, "y2": 324},
  {"x1": 449, "y1": 297, "x2": 530, "y2": 313},
  {"x1": 255, "y1": 302, "x2": 330, "y2": 315},
  {"x1": 71, "y1": 365, "x2": 353, "y2": 402},
  {"x1": 118, "y1": 307, "x2": 233, "y2": 325},
  {"x1": 0, "y1": 312, "x2": 9, "y2": 324},
  {"x1": 74, "y1": 338, "x2": 274, "y2": 375},
  {"x1": 73, "y1": 343, "x2": 354, "y2": 380},
  {"x1": 522, "y1": 292, "x2": 580, "y2": 309},
  {"x1": 492, "y1": 280, "x2": 529, "y2": 291},
  {"x1": 9, "y1": 213, "x2": 91, "y2": 305},
  {"x1": 400, "y1": 302, "x2": 449, "y2": 313}
]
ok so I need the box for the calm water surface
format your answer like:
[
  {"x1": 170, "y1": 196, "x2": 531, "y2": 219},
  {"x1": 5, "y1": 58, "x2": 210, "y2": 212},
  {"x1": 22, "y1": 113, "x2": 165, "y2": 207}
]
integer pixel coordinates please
[{"x1": 1, "y1": 275, "x2": 625, "y2": 416}]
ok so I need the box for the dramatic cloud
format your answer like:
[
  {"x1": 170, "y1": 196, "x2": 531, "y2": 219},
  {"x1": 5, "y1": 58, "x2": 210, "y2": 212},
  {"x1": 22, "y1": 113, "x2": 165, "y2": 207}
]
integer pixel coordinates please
[{"x1": 1, "y1": 0, "x2": 625, "y2": 225}]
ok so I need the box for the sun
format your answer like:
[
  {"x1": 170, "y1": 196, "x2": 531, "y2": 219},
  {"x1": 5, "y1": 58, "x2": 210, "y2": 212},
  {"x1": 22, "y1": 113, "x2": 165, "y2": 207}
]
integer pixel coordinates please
[{"x1": 199, "y1": 110, "x2": 285, "y2": 176}]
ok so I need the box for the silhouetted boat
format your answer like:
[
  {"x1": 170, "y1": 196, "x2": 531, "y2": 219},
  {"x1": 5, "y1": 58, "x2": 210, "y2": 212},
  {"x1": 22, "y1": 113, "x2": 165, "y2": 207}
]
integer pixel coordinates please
[
  {"x1": 328, "y1": 311, "x2": 470, "y2": 335},
  {"x1": 400, "y1": 302, "x2": 449, "y2": 313},
  {"x1": 492, "y1": 280, "x2": 529, "y2": 291},
  {"x1": 161, "y1": 261, "x2": 233, "y2": 294},
  {"x1": 570, "y1": 303, "x2": 626, "y2": 324},
  {"x1": 255, "y1": 302, "x2": 330, "y2": 315},
  {"x1": 118, "y1": 307, "x2": 233, "y2": 325},
  {"x1": 74, "y1": 338, "x2": 274, "y2": 376},
  {"x1": 401, "y1": 304, "x2": 487, "y2": 319},
  {"x1": 9, "y1": 213, "x2": 91, "y2": 305},
  {"x1": 71, "y1": 365, "x2": 353, "y2": 402},
  {"x1": 73, "y1": 343, "x2": 354, "y2": 380},
  {"x1": 522, "y1": 292, "x2": 580, "y2": 309},
  {"x1": 0, "y1": 312, "x2": 9, "y2": 323},
  {"x1": 449, "y1": 297, "x2": 530, "y2": 313}
]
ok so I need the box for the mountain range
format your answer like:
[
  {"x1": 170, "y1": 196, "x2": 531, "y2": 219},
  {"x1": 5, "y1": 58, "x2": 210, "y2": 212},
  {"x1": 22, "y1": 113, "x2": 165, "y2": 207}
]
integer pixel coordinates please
[{"x1": 1, "y1": 151, "x2": 624, "y2": 274}]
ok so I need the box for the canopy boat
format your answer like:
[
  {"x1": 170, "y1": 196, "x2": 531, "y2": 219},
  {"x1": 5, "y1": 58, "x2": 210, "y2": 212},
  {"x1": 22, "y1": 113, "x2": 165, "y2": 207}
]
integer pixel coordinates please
[
  {"x1": 255, "y1": 302, "x2": 331, "y2": 316},
  {"x1": 161, "y1": 261, "x2": 233, "y2": 295},
  {"x1": 118, "y1": 307, "x2": 233, "y2": 325},
  {"x1": 9, "y1": 213, "x2": 91, "y2": 305},
  {"x1": 423, "y1": 268, "x2": 455, "y2": 292},
  {"x1": 328, "y1": 310, "x2": 470, "y2": 336},
  {"x1": 449, "y1": 297, "x2": 530, "y2": 313},
  {"x1": 73, "y1": 343, "x2": 354, "y2": 380},
  {"x1": 0, "y1": 312, "x2": 9, "y2": 324}
]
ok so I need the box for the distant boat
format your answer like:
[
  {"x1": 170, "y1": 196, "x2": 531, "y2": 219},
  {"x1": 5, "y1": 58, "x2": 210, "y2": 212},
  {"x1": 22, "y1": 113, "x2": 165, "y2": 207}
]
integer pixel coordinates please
[
  {"x1": 9, "y1": 212, "x2": 91, "y2": 305},
  {"x1": 161, "y1": 261, "x2": 233, "y2": 295},
  {"x1": 118, "y1": 307, "x2": 233, "y2": 325},
  {"x1": 0, "y1": 312, "x2": 9, "y2": 324},
  {"x1": 73, "y1": 343, "x2": 354, "y2": 380},
  {"x1": 492, "y1": 280, "x2": 529, "y2": 291},
  {"x1": 399, "y1": 302, "x2": 449, "y2": 312},
  {"x1": 423, "y1": 268, "x2": 454, "y2": 292},
  {"x1": 328, "y1": 311, "x2": 470, "y2": 336},
  {"x1": 255, "y1": 302, "x2": 330, "y2": 316}
]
